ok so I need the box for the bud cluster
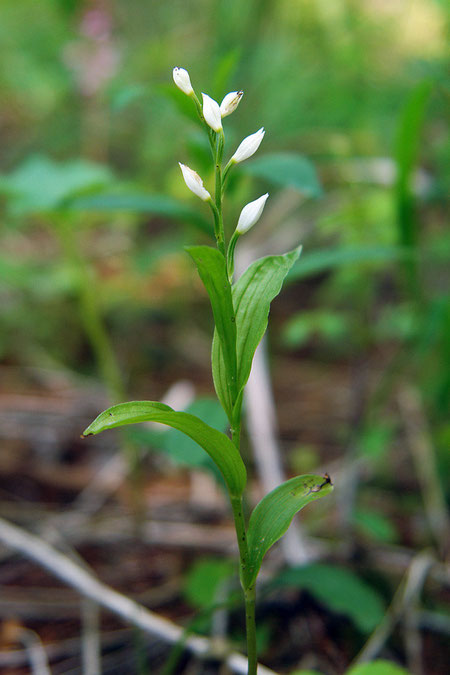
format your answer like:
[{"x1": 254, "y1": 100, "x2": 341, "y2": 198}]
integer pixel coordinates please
[{"x1": 173, "y1": 66, "x2": 269, "y2": 247}]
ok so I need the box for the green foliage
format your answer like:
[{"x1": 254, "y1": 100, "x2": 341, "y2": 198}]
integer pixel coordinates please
[
  {"x1": 129, "y1": 398, "x2": 228, "y2": 469},
  {"x1": 187, "y1": 245, "x2": 238, "y2": 414},
  {"x1": 240, "y1": 153, "x2": 322, "y2": 197},
  {"x1": 346, "y1": 661, "x2": 410, "y2": 675},
  {"x1": 353, "y1": 509, "x2": 398, "y2": 544},
  {"x1": 272, "y1": 563, "x2": 385, "y2": 633},
  {"x1": 395, "y1": 81, "x2": 432, "y2": 246},
  {"x1": 212, "y1": 246, "x2": 302, "y2": 422},
  {"x1": 69, "y1": 192, "x2": 211, "y2": 232},
  {"x1": 246, "y1": 475, "x2": 333, "y2": 587},
  {"x1": 282, "y1": 309, "x2": 349, "y2": 348},
  {"x1": 83, "y1": 401, "x2": 246, "y2": 497},
  {"x1": 0, "y1": 155, "x2": 113, "y2": 214},
  {"x1": 183, "y1": 558, "x2": 235, "y2": 610}
]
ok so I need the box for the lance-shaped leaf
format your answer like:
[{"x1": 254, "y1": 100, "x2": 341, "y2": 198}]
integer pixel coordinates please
[
  {"x1": 213, "y1": 246, "x2": 301, "y2": 422},
  {"x1": 186, "y1": 246, "x2": 237, "y2": 418},
  {"x1": 234, "y1": 247, "x2": 301, "y2": 394},
  {"x1": 83, "y1": 401, "x2": 246, "y2": 497},
  {"x1": 246, "y1": 474, "x2": 333, "y2": 587}
]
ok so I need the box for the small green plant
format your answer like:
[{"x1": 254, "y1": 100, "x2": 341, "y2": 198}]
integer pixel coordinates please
[{"x1": 83, "y1": 67, "x2": 333, "y2": 673}]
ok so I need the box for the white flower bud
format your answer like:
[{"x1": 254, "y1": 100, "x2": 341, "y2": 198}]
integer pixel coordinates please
[
  {"x1": 178, "y1": 163, "x2": 211, "y2": 201},
  {"x1": 236, "y1": 193, "x2": 269, "y2": 234},
  {"x1": 173, "y1": 67, "x2": 193, "y2": 95},
  {"x1": 231, "y1": 127, "x2": 265, "y2": 163},
  {"x1": 202, "y1": 93, "x2": 222, "y2": 132},
  {"x1": 220, "y1": 90, "x2": 243, "y2": 118}
]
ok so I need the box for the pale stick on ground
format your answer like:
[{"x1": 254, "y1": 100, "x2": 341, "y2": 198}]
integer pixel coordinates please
[
  {"x1": 236, "y1": 240, "x2": 309, "y2": 566},
  {"x1": 0, "y1": 516, "x2": 277, "y2": 675}
]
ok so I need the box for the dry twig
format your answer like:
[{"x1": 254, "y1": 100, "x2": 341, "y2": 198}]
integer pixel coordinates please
[{"x1": 0, "y1": 516, "x2": 276, "y2": 675}]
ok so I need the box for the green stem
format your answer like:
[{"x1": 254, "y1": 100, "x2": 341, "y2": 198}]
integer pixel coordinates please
[
  {"x1": 231, "y1": 494, "x2": 257, "y2": 675},
  {"x1": 56, "y1": 218, "x2": 144, "y2": 519},
  {"x1": 208, "y1": 198, "x2": 224, "y2": 254},
  {"x1": 57, "y1": 219, "x2": 125, "y2": 403},
  {"x1": 222, "y1": 158, "x2": 235, "y2": 190},
  {"x1": 244, "y1": 586, "x2": 257, "y2": 675},
  {"x1": 231, "y1": 419, "x2": 257, "y2": 674},
  {"x1": 214, "y1": 130, "x2": 226, "y2": 256}
]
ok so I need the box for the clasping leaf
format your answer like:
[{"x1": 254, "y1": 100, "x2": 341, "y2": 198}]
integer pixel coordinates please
[
  {"x1": 186, "y1": 245, "x2": 238, "y2": 420},
  {"x1": 213, "y1": 246, "x2": 302, "y2": 424},
  {"x1": 246, "y1": 473, "x2": 333, "y2": 587}
]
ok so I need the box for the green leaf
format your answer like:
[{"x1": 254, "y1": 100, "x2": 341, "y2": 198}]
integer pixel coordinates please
[
  {"x1": 128, "y1": 398, "x2": 229, "y2": 474},
  {"x1": 186, "y1": 246, "x2": 237, "y2": 417},
  {"x1": 282, "y1": 310, "x2": 348, "y2": 348},
  {"x1": 246, "y1": 474, "x2": 332, "y2": 586},
  {"x1": 353, "y1": 509, "x2": 398, "y2": 543},
  {"x1": 240, "y1": 153, "x2": 322, "y2": 198},
  {"x1": 67, "y1": 193, "x2": 211, "y2": 233},
  {"x1": 0, "y1": 155, "x2": 113, "y2": 214},
  {"x1": 183, "y1": 558, "x2": 235, "y2": 610},
  {"x1": 395, "y1": 81, "x2": 432, "y2": 250},
  {"x1": 83, "y1": 401, "x2": 246, "y2": 497},
  {"x1": 212, "y1": 246, "x2": 301, "y2": 421},
  {"x1": 211, "y1": 330, "x2": 234, "y2": 421},
  {"x1": 272, "y1": 563, "x2": 385, "y2": 633},
  {"x1": 227, "y1": 246, "x2": 301, "y2": 419},
  {"x1": 346, "y1": 661, "x2": 410, "y2": 675}
]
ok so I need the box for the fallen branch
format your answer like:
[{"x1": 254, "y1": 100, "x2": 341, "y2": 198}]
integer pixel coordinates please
[{"x1": 0, "y1": 517, "x2": 277, "y2": 675}]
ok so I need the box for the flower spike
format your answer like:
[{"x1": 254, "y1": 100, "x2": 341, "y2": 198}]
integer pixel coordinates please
[{"x1": 178, "y1": 163, "x2": 211, "y2": 201}]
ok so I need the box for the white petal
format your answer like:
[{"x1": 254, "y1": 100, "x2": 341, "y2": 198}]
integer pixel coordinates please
[
  {"x1": 202, "y1": 93, "x2": 222, "y2": 132},
  {"x1": 220, "y1": 90, "x2": 243, "y2": 118},
  {"x1": 179, "y1": 163, "x2": 211, "y2": 201},
  {"x1": 231, "y1": 127, "x2": 265, "y2": 163},
  {"x1": 173, "y1": 67, "x2": 193, "y2": 95},
  {"x1": 236, "y1": 193, "x2": 269, "y2": 234}
]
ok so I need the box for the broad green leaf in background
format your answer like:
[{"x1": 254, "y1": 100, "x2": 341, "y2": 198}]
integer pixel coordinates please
[
  {"x1": 183, "y1": 558, "x2": 235, "y2": 610},
  {"x1": 282, "y1": 309, "x2": 349, "y2": 348},
  {"x1": 128, "y1": 398, "x2": 229, "y2": 471},
  {"x1": 0, "y1": 155, "x2": 113, "y2": 214},
  {"x1": 212, "y1": 246, "x2": 301, "y2": 422},
  {"x1": 83, "y1": 401, "x2": 246, "y2": 497},
  {"x1": 353, "y1": 509, "x2": 398, "y2": 543},
  {"x1": 68, "y1": 192, "x2": 211, "y2": 232},
  {"x1": 155, "y1": 398, "x2": 229, "y2": 468},
  {"x1": 246, "y1": 474, "x2": 332, "y2": 587},
  {"x1": 272, "y1": 563, "x2": 385, "y2": 633},
  {"x1": 346, "y1": 661, "x2": 410, "y2": 675},
  {"x1": 186, "y1": 246, "x2": 237, "y2": 417},
  {"x1": 240, "y1": 152, "x2": 322, "y2": 198}
]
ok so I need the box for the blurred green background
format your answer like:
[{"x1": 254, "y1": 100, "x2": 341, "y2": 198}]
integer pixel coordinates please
[{"x1": 0, "y1": 0, "x2": 449, "y2": 672}]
